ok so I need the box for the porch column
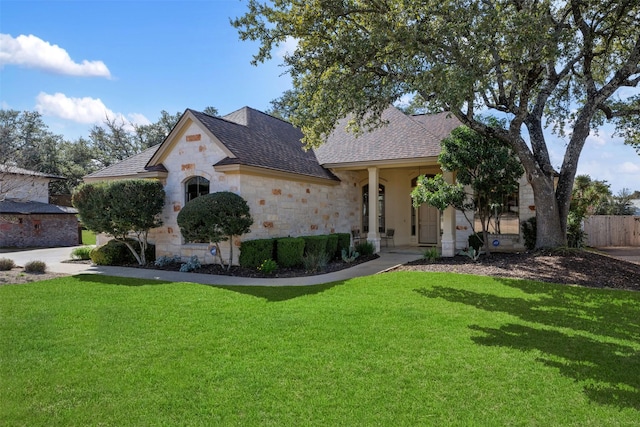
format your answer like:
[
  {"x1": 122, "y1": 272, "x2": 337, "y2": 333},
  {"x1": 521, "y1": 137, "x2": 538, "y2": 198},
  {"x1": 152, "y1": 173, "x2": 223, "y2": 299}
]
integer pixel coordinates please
[
  {"x1": 367, "y1": 166, "x2": 381, "y2": 253},
  {"x1": 441, "y1": 170, "x2": 457, "y2": 257}
]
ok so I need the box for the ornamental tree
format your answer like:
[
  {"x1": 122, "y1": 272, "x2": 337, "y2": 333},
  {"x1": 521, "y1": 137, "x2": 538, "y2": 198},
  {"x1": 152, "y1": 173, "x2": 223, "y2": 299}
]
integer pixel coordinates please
[
  {"x1": 234, "y1": 0, "x2": 640, "y2": 250},
  {"x1": 176, "y1": 191, "x2": 253, "y2": 270},
  {"x1": 412, "y1": 125, "x2": 523, "y2": 255},
  {"x1": 72, "y1": 179, "x2": 165, "y2": 265}
]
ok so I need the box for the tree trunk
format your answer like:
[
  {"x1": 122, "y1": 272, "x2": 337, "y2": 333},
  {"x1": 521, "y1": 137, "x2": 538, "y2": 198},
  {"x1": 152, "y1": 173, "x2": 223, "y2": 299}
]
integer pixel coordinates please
[{"x1": 528, "y1": 174, "x2": 566, "y2": 248}]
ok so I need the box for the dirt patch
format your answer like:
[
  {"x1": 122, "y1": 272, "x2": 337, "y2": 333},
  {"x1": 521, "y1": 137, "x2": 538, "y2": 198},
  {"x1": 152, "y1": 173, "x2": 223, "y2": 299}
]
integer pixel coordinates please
[
  {"x1": 0, "y1": 268, "x2": 67, "y2": 285},
  {"x1": 393, "y1": 249, "x2": 640, "y2": 291}
]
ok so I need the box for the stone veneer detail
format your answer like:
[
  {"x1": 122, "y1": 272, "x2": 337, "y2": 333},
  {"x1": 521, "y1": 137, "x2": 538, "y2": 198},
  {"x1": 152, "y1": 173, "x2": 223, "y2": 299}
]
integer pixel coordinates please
[{"x1": 148, "y1": 121, "x2": 361, "y2": 265}]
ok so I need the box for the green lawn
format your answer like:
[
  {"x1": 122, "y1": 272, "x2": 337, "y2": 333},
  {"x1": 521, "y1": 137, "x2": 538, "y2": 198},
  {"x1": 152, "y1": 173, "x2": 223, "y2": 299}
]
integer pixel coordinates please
[
  {"x1": 81, "y1": 229, "x2": 96, "y2": 245},
  {"x1": 1, "y1": 272, "x2": 639, "y2": 426}
]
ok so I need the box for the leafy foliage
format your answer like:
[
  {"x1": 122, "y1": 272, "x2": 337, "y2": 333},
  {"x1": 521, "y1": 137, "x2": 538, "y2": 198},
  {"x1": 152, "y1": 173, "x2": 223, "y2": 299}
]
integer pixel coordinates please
[
  {"x1": 276, "y1": 237, "x2": 305, "y2": 268},
  {"x1": 90, "y1": 240, "x2": 156, "y2": 266},
  {"x1": 0, "y1": 258, "x2": 16, "y2": 271},
  {"x1": 177, "y1": 192, "x2": 253, "y2": 270},
  {"x1": 412, "y1": 125, "x2": 523, "y2": 253},
  {"x1": 73, "y1": 180, "x2": 164, "y2": 265},
  {"x1": 239, "y1": 238, "x2": 276, "y2": 269},
  {"x1": 24, "y1": 260, "x2": 46, "y2": 274},
  {"x1": 521, "y1": 217, "x2": 537, "y2": 251},
  {"x1": 234, "y1": 0, "x2": 640, "y2": 249},
  {"x1": 355, "y1": 241, "x2": 375, "y2": 256}
]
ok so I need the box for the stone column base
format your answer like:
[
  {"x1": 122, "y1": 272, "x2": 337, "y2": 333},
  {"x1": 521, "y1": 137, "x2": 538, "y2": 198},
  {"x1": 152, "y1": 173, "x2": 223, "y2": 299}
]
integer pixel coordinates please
[
  {"x1": 441, "y1": 239, "x2": 456, "y2": 257},
  {"x1": 367, "y1": 237, "x2": 381, "y2": 253}
]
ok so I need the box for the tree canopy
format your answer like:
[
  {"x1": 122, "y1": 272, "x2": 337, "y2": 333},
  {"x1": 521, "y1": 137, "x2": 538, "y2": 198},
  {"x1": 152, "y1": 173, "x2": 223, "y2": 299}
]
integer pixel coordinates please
[
  {"x1": 72, "y1": 180, "x2": 165, "y2": 265},
  {"x1": 234, "y1": 0, "x2": 640, "y2": 249},
  {"x1": 177, "y1": 192, "x2": 253, "y2": 269}
]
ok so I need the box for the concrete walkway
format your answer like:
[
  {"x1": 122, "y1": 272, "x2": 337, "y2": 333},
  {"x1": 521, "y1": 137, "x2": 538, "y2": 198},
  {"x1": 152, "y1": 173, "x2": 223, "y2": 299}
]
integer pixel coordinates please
[
  {"x1": 595, "y1": 246, "x2": 640, "y2": 265},
  {"x1": 0, "y1": 245, "x2": 424, "y2": 286}
]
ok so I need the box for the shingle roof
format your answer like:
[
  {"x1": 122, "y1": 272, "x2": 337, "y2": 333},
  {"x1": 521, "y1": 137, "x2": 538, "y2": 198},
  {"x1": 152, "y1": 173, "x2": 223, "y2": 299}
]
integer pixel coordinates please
[
  {"x1": 0, "y1": 199, "x2": 77, "y2": 215},
  {"x1": 314, "y1": 107, "x2": 461, "y2": 165},
  {"x1": 0, "y1": 165, "x2": 65, "y2": 180},
  {"x1": 190, "y1": 108, "x2": 338, "y2": 181},
  {"x1": 84, "y1": 144, "x2": 165, "y2": 180}
]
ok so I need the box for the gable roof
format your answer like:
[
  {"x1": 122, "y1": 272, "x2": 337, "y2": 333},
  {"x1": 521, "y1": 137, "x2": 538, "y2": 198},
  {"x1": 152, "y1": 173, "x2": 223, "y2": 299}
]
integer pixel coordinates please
[
  {"x1": 0, "y1": 165, "x2": 65, "y2": 180},
  {"x1": 188, "y1": 108, "x2": 338, "y2": 181},
  {"x1": 314, "y1": 107, "x2": 462, "y2": 166},
  {"x1": 84, "y1": 144, "x2": 167, "y2": 181}
]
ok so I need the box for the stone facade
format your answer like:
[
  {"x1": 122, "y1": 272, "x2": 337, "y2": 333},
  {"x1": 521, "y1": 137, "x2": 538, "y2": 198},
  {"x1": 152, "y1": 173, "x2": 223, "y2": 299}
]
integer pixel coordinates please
[
  {"x1": 147, "y1": 122, "x2": 361, "y2": 265},
  {"x1": 0, "y1": 214, "x2": 79, "y2": 247}
]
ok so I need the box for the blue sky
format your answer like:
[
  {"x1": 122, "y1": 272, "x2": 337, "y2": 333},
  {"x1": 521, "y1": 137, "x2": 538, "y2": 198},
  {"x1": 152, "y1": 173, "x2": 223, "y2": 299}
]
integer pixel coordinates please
[{"x1": 1, "y1": 0, "x2": 639, "y2": 193}]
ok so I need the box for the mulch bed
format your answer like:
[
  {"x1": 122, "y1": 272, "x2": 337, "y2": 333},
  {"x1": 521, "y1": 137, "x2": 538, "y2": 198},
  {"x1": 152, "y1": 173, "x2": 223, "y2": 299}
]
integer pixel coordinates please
[
  {"x1": 145, "y1": 254, "x2": 380, "y2": 279},
  {"x1": 392, "y1": 250, "x2": 640, "y2": 291}
]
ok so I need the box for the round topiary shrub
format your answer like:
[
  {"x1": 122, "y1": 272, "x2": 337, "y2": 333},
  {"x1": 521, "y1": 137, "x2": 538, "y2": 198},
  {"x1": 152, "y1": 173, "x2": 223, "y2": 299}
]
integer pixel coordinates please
[{"x1": 177, "y1": 191, "x2": 253, "y2": 270}]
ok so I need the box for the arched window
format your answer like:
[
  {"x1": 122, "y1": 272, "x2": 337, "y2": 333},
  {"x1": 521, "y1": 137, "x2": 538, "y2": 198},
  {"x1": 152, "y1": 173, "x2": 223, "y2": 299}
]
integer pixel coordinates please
[
  {"x1": 185, "y1": 176, "x2": 210, "y2": 204},
  {"x1": 362, "y1": 183, "x2": 385, "y2": 233}
]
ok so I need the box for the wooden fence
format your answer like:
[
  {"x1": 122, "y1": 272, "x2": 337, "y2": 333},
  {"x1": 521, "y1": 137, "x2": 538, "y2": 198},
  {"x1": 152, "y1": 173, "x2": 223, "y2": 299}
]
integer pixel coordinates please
[{"x1": 583, "y1": 215, "x2": 640, "y2": 247}]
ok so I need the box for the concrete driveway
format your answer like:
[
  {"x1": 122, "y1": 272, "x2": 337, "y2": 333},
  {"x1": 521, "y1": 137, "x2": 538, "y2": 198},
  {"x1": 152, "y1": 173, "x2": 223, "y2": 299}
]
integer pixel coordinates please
[
  {"x1": 0, "y1": 246, "x2": 92, "y2": 274},
  {"x1": 595, "y1": 246, "x2": 640, "y2": 265}
]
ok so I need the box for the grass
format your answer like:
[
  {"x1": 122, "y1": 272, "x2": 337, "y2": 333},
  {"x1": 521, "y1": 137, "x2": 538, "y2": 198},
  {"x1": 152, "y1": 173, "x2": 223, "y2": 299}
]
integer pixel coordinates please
[
  {"x1": 1, "y1": 272, "x2": 639, "y2": 426},
  {"x1": 81, "y1": 229, "x2": 96, "y2": 245}
]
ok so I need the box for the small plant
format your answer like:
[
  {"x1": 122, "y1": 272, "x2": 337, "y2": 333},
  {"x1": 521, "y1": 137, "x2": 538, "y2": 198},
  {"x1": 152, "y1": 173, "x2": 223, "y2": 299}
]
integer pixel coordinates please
[
  {"x1": 422, "y1": 247, "x2": 440, "y2": 262},
  {"x1": 24, "y1": 260, "x2": 46, "y2": 274},
  {"x1": 0, "y1": 258, "x2": 16, "y2": 271},
  {"x1": 458, "y1": 247, "x2": 483, "y2": 261},
  {"x1": 355, "y1": 241, "x2": 375, "y2": 256},
  {"x1": 341, "y1": 247, "x2": 360, "y2": 263},
  {"x1": 179, "y1": 255, "x2": 201, "y2": 272},
  {"x1": 155, "y1": 255, "x2": 182, "y2": 267},
  {"x1": 70, "y1": 246, "x2": 93, "y2": 260},
  {"x1": 302, "y1": 250, "x2": 330, "y2": 272},
  {"x1": 257, "y1": 259, "x2": 278, "y2": 274}
]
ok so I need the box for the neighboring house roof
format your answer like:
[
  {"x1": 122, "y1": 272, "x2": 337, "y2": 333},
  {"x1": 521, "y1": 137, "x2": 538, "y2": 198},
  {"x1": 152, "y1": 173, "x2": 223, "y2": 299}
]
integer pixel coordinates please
[
  {"x1": 84, "y1": 145, "x2": 167, "y2": 180},
  {"x1": 188, "y1": 108, "x2": 338, "y2": 181},
  {"x1": 0, "y1": 198, "x2": 77, "y2": 215},
  {"x1": 0, "y1": 165, "x2": 65, "y2": 180},
  {"x1": 314, "y1": 107, "x2": 462, "y2": 166}
]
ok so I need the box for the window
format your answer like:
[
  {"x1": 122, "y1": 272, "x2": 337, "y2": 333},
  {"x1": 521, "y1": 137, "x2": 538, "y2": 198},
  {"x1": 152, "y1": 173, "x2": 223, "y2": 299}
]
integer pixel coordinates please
[
  {"x1": 474, "y1": 189, "x2": 520, "y2": 234},
  {"x1": 362, "y1": 184, "x2": 385, "y2": 233},
  {"x1": 185, "y1": 176, "x2": 210, "y2": 204}
]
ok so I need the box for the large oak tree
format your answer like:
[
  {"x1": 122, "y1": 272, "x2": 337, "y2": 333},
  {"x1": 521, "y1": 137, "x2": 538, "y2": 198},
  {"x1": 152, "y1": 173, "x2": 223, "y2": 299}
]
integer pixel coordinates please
[{"x1": 234, "y1": 0, "x2": 640, "y2": 248}]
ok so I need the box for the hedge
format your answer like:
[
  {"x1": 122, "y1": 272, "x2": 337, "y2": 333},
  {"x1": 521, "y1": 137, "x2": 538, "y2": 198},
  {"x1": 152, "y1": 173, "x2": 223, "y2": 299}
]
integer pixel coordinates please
[
  {"x1": 327, "y1": 234, "x2": 339, "y2": 259},
  {"x1": 277, "y1": 237, "x2": 305, "y2": 268},
  {"x1": 239, "y1": 238, "x2": 276, "y2": 269},
  {"x1": 90, "y1": 239, "x2": 156, "y2": 266},
  {"x1": 336, "y1": 233, "x2": 351, "y2": 255},
  {"x1": 301, "y1": 235, "x2": 329, "y2": 256}
]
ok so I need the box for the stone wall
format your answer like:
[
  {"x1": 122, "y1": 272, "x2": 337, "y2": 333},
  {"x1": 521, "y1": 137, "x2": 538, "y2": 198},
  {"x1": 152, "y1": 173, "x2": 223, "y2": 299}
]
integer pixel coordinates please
[
  {"x1": 149, "y1": 121, "x2": 361, "y2": 265},
  {"x1": 0, "y1": 214, "x2": 79, "y2": 247}
]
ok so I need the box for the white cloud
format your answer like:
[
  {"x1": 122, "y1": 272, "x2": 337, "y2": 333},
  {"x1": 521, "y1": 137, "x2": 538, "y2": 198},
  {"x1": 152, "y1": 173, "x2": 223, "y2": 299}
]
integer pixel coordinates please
[
  {"x1": 276, "y1": 36, "x2": 298, "y2": 59},
  {"x1": 620, "y1": 161, "x2": 640, "y2": 174},
  {"x1": 0, "y1": 33, "x2": 111, "y2": 78},
  {"x1": 35, "y1": 92, "x2": 149, "y2": 131}
]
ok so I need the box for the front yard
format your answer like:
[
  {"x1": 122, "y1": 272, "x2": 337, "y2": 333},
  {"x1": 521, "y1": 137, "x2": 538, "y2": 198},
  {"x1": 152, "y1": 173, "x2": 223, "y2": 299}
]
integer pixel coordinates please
[{"x1": 1, "y1": 272, "x2": 638, "y2": 425}]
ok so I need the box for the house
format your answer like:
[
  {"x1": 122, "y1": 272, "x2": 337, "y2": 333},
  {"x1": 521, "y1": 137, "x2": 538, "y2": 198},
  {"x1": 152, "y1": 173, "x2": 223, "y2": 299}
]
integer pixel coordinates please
[
  {"x1": 0, "y1": 166, "x2": 79, "y2": 247},
  {"x1": 84, "y1": 106, "x2": 535, "y2": 264}
]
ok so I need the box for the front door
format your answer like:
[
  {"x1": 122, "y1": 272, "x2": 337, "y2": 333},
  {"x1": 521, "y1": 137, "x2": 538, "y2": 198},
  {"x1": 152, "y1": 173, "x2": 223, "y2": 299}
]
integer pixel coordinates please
[{"x1": 419, "y1": 205, "x2": 438, "y2": 244}]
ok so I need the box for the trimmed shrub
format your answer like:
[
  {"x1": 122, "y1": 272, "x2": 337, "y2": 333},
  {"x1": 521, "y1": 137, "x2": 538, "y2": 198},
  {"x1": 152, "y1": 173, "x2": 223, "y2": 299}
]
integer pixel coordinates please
[
  {"x1": 277, "y1": 237, "x2": 305, "y2": 268},
  {"x1": 0, "y1": 258, "x2": 16, "y2": 271},
  {"x1": 239, "y1": 238, "x2": 276, "y2": 269},
  {"x1": 327, "y1": 234, "x2": 339, "y2": 259},
  {"x1": 336, "y1": 233, "x2": 351, "y2": 257},
  {"x1": 355, "y1": 241, "x2": 375, "y2": 256},
  {"x1": 90, "y1": 240, "x2": 155, "y2": 266},
  {"x1": 301, "y1": 235, "x2": 329, "y2": 256},
  {"x1": 24, "y1": 260, "x2": 46, "y2": 274}
]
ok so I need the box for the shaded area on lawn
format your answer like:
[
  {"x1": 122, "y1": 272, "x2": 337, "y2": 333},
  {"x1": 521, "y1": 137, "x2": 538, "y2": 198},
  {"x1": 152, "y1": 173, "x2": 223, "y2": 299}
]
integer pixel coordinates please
[
  {"x1": 213, "y1": 281, "x2": 344, "y2": 302},
  {"x1": 415, "y1": 278, "x2": 640, "y2": 410},
  {"x1": 68, "y1": 274, "x2": 173, "y2": 287}
]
